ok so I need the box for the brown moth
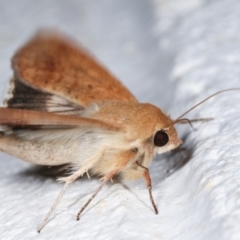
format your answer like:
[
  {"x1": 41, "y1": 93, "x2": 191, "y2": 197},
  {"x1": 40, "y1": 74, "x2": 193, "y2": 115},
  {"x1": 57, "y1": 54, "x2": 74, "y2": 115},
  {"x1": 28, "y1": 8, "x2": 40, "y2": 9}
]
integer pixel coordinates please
[{"x1": 0, "y1": 30, "x2": 239, "y2": 233}]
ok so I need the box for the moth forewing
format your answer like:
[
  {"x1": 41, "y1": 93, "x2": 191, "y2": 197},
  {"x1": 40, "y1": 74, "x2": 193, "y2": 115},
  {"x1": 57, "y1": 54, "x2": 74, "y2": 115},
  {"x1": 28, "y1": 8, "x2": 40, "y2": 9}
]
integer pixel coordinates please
[{"x1": 11, "y1": 30, "x2": 137, "y2": 106}]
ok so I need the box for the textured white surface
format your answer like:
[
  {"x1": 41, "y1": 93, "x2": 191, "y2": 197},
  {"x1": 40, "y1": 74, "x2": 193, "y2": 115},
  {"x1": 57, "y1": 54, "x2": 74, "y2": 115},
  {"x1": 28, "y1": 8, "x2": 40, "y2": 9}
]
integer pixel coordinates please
[{"x1": 1, "y1": 0, "x2": 240, "y2": 239}]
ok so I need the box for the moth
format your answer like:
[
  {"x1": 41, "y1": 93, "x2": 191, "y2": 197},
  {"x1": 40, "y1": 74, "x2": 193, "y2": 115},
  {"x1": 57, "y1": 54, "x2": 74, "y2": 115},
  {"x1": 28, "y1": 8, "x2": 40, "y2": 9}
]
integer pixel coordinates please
[{"x1": 0, "y1": 30, "x2": 238, "y2": 233}]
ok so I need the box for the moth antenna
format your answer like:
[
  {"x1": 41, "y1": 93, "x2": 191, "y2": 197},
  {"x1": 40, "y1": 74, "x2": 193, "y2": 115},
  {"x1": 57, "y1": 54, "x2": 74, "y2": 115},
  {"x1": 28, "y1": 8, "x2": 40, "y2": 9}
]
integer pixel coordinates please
[
  {"x1": 184, "y1": 118, "x2": 214, "y2": 123},
  {"x1": 175, "y1": 118, "x2": 214, "y2": 124},
  {"x1": 175, "y1": 88, "x2": 240, "y2": 121},
  {"x1": 173, "y1": 118, "x2": 194, "y2": 129},
  {"x1": 171, "y1": 118, "x2": 214, "y2": 130}
]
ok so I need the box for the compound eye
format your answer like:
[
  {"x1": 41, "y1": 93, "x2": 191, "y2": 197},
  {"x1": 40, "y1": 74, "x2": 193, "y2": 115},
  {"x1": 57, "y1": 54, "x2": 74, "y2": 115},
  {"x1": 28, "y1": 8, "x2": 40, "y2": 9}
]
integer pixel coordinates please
[{"x1": 154, "y1": 130, "x2": 169, "y2": 147}]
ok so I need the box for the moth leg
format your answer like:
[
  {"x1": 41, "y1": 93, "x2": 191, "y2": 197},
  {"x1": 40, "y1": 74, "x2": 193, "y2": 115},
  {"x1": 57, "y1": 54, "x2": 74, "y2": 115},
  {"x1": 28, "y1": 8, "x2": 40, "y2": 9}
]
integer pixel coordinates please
[
  {"x1": 37, "y1": 167, "x2": 87, "y2": 233},
  {"x1": 86, "y1": 171, "x2": 91, "y2": 179},
  {"x1": 38, "y1": 150, "x2": 104, "y2": 233},
  {"x1": 76, "y1": 170, "x2": 117, "y2": 220},
  {"x1": 136, "y1": 162, "x2": 158, "y2": 214}
]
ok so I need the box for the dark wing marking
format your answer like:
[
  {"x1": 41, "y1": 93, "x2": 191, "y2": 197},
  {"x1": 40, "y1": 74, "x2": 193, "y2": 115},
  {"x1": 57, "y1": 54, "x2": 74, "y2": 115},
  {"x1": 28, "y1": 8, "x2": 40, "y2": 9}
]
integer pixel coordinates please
[{"x1": 4, "y1": 77, "x2": 84, "y2": 115}]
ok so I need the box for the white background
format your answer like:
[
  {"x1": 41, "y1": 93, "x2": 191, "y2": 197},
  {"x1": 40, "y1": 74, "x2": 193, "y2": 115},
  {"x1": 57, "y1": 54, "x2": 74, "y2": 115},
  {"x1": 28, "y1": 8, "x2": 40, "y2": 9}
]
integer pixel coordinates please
[{"x1": 1, "y1": 0, "x2": 240, "y2": 239}]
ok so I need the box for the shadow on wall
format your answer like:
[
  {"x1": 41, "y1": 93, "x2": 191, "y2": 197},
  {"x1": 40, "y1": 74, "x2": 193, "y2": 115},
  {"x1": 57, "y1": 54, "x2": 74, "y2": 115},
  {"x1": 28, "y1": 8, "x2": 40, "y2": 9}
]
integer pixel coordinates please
[{"x1": 152, "y1": 131, "x2": 196, "y2": 183}]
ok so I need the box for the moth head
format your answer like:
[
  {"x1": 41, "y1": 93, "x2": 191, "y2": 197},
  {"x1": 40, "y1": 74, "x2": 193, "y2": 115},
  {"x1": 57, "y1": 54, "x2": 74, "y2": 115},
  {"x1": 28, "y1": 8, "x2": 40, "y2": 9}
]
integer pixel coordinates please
[
  {"x1": 153, "y1": 127, "x2": 182, "y2": 154},
  {"x1": 146, "y1": 105, "x2": 182, "y2": 154},
  {"x1": 152, "y1": 89, "x2": 240, "y2": 154}
]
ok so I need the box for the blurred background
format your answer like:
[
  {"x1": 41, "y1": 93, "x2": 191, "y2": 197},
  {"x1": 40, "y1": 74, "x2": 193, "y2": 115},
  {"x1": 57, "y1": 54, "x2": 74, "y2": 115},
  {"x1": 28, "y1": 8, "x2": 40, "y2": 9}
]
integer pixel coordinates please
[{"x1": 1, "y1": 0, "x2": 240, "y2": 239}]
